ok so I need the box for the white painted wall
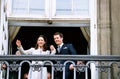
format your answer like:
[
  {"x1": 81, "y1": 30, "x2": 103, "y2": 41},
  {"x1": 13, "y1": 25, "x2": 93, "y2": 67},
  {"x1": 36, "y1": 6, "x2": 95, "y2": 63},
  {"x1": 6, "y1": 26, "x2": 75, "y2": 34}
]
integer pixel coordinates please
[{"x1": 90, "y1": 0, "x2": 98, "y2": 79}]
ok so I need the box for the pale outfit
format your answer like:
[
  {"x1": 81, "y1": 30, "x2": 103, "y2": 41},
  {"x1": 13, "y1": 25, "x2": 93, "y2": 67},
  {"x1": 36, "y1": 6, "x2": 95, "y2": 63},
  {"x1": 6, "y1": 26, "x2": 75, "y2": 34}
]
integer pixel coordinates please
[{"x1": 18, "y1": 46, "x2": 55, "y2": 79}]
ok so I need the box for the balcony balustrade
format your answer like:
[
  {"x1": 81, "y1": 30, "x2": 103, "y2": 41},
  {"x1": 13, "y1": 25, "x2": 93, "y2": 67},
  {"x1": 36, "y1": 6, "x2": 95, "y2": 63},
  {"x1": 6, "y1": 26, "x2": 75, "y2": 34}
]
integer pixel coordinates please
[{"x1": 0, "y1": 55, "x2": 120, "y2": 79}]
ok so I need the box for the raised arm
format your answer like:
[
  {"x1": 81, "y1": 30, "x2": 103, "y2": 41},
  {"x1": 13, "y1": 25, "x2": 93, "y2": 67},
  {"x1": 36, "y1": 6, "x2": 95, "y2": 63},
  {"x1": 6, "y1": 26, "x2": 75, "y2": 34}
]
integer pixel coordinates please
[
  {"x1": 50, "y1": 45, "x2": 56, "y2": 55},
  {"x1": 16, "y1": 39, "x2": 21, "y2": 47},
  {"x1": 16, "y1": 39, "x2": 33, "y2": 55}
]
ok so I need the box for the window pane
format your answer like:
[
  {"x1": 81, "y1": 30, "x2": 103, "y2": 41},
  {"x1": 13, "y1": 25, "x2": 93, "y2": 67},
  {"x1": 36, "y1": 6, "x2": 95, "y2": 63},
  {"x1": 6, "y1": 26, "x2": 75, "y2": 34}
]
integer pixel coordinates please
[
  {"x1": 29, "y1": 0, "x2": 45, "y2": 14},
  {"x1": 56, "y1": 0, "x2": 89, "y2": 16},
  {"x1": 74, "y1": 0, "x2": 89, "y2": 15},
  {"x1": 56, "y1": 0, "x2": 72, "y2": 15},
  {"x1": 12, "y1": 0, "x2": 28, "y2": 14}
]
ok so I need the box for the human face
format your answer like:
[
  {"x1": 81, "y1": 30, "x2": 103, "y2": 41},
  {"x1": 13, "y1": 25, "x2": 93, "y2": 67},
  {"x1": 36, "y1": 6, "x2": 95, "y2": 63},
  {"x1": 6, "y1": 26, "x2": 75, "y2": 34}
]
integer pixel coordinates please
[
  {"x1": 37, "y1": 37, "x2": 45, "y2": 47},
  {"x1": 54, "y1": 35, "x2": 63, "y2": 45}
]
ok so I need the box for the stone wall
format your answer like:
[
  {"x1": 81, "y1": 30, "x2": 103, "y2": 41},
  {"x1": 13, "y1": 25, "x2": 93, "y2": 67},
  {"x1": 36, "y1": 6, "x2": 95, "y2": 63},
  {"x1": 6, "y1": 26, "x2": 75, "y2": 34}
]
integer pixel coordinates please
[
  {"x1": 97, "y1": 0, "x2": 120, "y2": 79},
  {"x1": 111, "y1": 0, "x2": 120, "y2": 55}
]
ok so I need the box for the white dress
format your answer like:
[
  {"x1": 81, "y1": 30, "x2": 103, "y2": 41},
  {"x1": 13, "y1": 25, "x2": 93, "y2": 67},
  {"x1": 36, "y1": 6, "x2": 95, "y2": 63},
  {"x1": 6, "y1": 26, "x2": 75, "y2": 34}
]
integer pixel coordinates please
[{"x1": 18, "y1": 46, "x2": 55, "y2": 79}]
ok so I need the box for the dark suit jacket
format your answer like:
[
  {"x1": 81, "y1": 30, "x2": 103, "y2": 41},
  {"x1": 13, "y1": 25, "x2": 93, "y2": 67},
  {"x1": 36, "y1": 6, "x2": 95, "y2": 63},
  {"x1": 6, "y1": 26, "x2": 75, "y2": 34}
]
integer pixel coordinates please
[
  {"x1": 57, "y1": 43, "x2": 76, "y2": 55},
  {"x1": 56, "y1": 43, "x2": 77, "y2": 69}
]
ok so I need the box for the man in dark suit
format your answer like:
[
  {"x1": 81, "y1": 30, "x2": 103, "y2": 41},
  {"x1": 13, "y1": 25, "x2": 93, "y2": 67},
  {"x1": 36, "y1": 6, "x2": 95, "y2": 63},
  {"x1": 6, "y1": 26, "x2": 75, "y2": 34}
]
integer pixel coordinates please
[{"x1": 53, "y1": 32, "x2": 77, "y2": 79}]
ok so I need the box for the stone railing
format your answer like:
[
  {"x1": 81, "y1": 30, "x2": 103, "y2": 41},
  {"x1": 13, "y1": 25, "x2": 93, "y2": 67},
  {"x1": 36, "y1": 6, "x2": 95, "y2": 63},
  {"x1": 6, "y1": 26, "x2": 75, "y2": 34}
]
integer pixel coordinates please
[{"x1": 0, "y1": 55, "x2": 120, "y2": 79}]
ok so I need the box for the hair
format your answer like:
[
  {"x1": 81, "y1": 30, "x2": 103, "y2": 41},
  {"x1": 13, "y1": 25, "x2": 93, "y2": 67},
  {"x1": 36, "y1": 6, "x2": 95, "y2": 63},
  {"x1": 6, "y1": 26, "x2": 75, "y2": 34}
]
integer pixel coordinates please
[
  {"x1": 53, "y1": 32, "x2": 63, "y2": 38},
  {"x1": 35, "y1": 35, "x2": 48, "y2": 51}
]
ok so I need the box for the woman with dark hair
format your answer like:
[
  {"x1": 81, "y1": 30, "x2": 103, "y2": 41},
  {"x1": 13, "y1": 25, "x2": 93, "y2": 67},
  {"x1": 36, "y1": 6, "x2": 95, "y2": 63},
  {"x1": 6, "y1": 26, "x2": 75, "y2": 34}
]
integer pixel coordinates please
[{"x1": 16, "y1": 35, "x2": 56, "y2": 79}]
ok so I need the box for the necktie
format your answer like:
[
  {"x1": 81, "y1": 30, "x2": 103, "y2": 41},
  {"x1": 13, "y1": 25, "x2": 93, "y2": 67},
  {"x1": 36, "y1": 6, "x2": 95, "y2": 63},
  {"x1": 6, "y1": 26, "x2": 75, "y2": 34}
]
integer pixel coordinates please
[{"x1": 57, "y1": 46, "x2": 61, "y2": 53}]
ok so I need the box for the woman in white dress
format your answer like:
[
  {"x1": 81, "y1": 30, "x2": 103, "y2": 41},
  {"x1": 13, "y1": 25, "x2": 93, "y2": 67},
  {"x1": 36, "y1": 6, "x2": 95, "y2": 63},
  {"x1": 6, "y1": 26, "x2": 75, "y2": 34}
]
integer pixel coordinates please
[{"x1": 16, "y1": 35, "x2": 56, "y2": 79}]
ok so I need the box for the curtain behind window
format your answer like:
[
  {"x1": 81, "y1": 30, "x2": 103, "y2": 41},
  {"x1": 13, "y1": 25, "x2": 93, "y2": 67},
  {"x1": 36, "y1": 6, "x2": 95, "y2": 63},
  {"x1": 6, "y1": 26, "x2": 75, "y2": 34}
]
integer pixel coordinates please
[
  {"x1": 80, "y1": 27, "x2": 90, "y2": 54},
  {"x1": 9, "y1": 26, "x2": 21, "y2": 54}
]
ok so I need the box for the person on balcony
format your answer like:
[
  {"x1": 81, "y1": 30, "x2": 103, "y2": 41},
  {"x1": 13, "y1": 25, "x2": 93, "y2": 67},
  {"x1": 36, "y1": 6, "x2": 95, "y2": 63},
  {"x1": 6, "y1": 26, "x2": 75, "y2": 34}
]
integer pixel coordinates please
[
  {"x1": 1, "y1": 63, "x2": 6, "y2": 79},
  {"x1": 1, "y1": 51, "x2": 25, "y2": 79},
  {"x1": 51, "y1": 32, "x2": 77, "y2": 79},
  {"x1": 16, "y1": 35, "x2": 56, "y2": 79}
]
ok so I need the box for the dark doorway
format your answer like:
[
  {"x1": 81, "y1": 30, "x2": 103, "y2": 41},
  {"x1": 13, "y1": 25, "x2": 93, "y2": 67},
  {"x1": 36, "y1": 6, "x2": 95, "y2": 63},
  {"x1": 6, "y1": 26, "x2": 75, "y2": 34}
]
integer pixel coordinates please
[{"x1": 12, "y1": 27, "x2": 88, "y2": 55}]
